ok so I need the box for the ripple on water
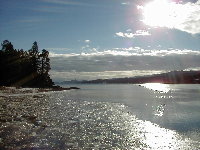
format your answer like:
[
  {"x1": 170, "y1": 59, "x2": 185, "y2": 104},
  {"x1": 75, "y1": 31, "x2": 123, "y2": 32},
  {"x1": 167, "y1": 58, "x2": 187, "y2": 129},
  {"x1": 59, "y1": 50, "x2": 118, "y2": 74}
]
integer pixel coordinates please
[
  {"x1": 1, "y1": 92, "x2": 200, "y2": 149},
  {"x1": 35, "y1": 93, "x2": 199, "y2": 149}
]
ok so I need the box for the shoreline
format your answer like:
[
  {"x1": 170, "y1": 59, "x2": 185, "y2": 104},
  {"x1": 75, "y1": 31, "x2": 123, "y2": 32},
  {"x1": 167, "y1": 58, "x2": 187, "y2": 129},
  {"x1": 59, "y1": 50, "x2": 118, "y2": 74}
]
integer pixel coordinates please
[
  {"x1": 0, "y1": 86, "x2": 80, "y2": 95},
  {"x1": 0, "y1": 87, "x2": 50, "y2": 149}
]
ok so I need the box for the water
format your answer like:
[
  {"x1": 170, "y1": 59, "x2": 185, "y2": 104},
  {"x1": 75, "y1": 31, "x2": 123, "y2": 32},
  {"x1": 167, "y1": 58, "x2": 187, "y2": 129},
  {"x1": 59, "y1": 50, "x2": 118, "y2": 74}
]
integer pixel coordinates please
[
  {"x1": 1, "y1": 84, "x2": 200, "y2": 149},
  {"x1": 52, "y1": 83, "x2": 200, "y2": 149},
  {"x1": 62, "y1": 84, "x2": 200, "y2": 132}
]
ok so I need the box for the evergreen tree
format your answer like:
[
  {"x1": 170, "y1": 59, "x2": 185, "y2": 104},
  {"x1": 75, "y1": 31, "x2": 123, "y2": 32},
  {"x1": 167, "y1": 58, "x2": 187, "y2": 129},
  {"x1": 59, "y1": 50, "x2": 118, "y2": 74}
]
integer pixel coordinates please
[
  {"x1": 1, "y1": 40, "x2": 14, "y2": 52},
  {"x1": 28, "y1": 41, "x2": 40, "y2": 74},
  {"x1": 0, "y1": 40, "x2": 54, "y2": 87},
  {"x1": 39, "y1": 49, "x2": 54, "y2": 87}
]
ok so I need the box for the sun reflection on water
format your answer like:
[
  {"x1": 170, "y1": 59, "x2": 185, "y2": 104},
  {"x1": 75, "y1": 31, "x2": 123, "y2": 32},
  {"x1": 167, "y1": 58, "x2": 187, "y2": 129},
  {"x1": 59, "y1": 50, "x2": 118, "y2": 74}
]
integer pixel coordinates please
[
  {"x1": 2, "y1": 89, "x2": 199, "y2": 149},
  {"x1": 139, "y1": 120, "x2": 192, "y2": 150},
  {"x1": 142, "y1": 83, "x2": 170, "y2": 93}
]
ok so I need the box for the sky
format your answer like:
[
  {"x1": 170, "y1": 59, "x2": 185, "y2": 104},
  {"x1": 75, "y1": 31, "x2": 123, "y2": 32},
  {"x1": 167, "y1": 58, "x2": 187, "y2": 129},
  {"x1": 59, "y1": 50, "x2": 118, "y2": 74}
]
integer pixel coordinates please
[{"x1": 1, "y1": 0, "x2": 200, "y2": 81}]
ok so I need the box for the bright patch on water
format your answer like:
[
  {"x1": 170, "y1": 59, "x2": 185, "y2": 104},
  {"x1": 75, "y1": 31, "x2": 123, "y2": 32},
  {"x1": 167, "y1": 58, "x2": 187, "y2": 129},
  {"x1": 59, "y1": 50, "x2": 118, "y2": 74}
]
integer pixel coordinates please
[{"x1": 141, "y1": 83, "x2": 170, "y2": 93}]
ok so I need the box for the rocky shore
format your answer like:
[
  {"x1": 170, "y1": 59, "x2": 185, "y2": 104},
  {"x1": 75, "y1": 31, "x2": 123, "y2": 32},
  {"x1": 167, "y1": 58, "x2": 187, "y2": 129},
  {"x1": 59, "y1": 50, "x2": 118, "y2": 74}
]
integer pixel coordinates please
[
  {"x1": 0, "y1": 87, "x2": 47, "y2": 149},
  {"x1": 0, "y1": 86, "x2": 79, "y2": 149}
]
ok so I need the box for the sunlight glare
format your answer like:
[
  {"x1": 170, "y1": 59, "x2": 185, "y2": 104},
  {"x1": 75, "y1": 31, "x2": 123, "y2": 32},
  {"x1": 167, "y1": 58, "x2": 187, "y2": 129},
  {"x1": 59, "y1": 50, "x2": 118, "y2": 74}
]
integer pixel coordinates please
[
  {"x1": 142, "y1": 0, "x2": 186, "y2": 28},
  {"x1": 141, "y1": 120, "x2": 190, "y2": 149},
  {"x1": 142, "y1": 83, "x2": 170, "y2": 93}
]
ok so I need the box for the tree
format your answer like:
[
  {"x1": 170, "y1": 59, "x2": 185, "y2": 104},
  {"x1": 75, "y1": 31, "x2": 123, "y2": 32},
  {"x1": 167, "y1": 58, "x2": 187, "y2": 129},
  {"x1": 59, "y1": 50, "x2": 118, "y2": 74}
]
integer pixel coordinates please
[
  {"x1": 40, "y1": 49, "x2": 50, "y2": 74},
  {"x1": 29, "y1": 41, "x2": 38, "y2": 55},
  {"x1": 1, "y1": 40, "x2": 14, "y2": 52},
  {"x1": 29, "y1": 41, "x2": 40, "y2": 74},
  {"x1": 0, "y1": 40, "x2": 54, "y2": 87},
  {"x1": 38, "y1": 49, "x2": 54, "y2": 87}
]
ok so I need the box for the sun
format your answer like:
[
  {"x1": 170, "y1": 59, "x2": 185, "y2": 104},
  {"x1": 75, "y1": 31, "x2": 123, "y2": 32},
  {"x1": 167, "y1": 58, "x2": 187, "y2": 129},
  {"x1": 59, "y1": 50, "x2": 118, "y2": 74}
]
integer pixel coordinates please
[{"x1": 141, "y1": 0, "x2": 179, "y2": 28}]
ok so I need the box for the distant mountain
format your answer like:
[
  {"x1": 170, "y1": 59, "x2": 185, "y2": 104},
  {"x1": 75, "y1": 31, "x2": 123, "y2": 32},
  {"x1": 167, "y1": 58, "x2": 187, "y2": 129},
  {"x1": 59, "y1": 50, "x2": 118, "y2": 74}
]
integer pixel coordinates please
[
  {"x1": 81, "y1": 71, "x2": 200, "y2": 84},
  {"x1": 59, "y1": 80, "x2": 86, "y2": 85}
]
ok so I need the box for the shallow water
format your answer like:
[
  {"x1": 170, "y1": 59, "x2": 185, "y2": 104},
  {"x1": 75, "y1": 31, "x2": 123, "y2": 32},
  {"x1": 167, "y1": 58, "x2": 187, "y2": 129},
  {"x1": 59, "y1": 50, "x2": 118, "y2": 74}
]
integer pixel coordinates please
[
  {"x1": 0, "y1": 84, "x2": 200, "y2": 149},
  {"x1": 63, "y1": 84, "x2": 200, "y2": 132}
]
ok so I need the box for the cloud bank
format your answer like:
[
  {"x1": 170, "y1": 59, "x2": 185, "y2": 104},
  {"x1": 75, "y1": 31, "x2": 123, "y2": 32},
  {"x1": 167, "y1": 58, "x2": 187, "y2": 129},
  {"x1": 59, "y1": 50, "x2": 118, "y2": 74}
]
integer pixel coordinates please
[
  {"x1": 49, "y1": 48, "x2": 200, "y2": 81},
  {"x1": 116, "y1": 30, "x2": 151, "y2": 38}
]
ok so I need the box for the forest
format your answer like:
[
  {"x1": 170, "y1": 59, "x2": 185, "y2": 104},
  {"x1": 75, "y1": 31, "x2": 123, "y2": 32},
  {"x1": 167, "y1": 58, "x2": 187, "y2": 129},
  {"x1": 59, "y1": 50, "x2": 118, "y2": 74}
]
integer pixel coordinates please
[{"x1": 0, "y1": 40, "x2": 54, "y2": 88}]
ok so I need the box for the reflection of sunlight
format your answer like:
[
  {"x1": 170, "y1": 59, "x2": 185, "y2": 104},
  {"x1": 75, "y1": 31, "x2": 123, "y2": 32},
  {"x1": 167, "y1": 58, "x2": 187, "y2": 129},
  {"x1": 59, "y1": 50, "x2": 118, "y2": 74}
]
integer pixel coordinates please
[
  {"x1": 154, "y1": 104, "x2": 165, "y2": 116},
  {"x1": 123, "y1": 115, "x2": 194, "y2": 149},
  {"x1": 138, "y1": 120, "x2": 190, "y2": 149},
  {"x1": 142, "y1": 83, "x2": 170, "y2": 93}
]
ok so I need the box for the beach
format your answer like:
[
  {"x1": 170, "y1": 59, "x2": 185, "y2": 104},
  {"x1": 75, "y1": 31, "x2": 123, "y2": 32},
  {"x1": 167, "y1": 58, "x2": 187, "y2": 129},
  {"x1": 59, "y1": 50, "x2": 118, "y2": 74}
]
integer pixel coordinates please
[{"x1": 0, "y1": 87, "x2": 50, "y2": 149}]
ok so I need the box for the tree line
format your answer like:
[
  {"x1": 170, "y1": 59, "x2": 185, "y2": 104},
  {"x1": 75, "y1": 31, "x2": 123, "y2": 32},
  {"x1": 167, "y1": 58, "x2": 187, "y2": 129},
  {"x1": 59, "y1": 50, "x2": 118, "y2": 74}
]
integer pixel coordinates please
[{"x1": 0, "y1": 40, "x2": 54, "y2": 88}]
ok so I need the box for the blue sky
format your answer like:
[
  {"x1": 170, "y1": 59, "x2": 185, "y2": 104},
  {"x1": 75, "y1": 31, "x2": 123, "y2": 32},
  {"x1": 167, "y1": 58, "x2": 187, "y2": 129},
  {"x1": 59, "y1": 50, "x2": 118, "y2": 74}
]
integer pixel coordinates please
[
  {"x1": 1, "y1": 0, "x2": 200, "y2": 81},
  {"x1": 1, "y1": 0, "x2": 200, "y2": 51}
]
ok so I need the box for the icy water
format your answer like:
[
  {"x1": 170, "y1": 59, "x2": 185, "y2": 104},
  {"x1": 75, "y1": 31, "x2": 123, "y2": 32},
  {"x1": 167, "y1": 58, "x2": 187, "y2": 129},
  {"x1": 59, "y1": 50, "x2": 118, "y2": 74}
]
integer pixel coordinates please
[{"x1": 1, "y1": 84, "x2": 200, "y2": 149}]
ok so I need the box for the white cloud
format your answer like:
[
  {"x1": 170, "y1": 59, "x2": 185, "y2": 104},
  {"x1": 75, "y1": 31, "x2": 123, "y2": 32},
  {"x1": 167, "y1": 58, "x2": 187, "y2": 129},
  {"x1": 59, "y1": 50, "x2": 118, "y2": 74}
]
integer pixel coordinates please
[
  {"x1": 116, "y1": 30, "x2": 151, "y2": 38},
  {"x1": 116, "y1": 32, "x2": 134, "y2": 38},
  {"x1": 50, "y1": 48, "x2": 200, "y2": 57},
  {"x1": 140, "y1": 0, "x2": 200, "y2": 34},
  {"x1": 46, "y1": 48, "x2": 69, "y2": 51},
  {"x1": 184, "y1": 67, "x2": 200, "y2": 71},
  {"x1": 49, "y1": 52, "x2": 79, "y2": 57},
  {"x1": 121, "y1": 2, "x2": 130, "y2": 5},
  {"x1": 171, "y1": 1, "x2": 200, "y2": 34},
  {"x1": 85, "y1": 40, "x2": 91, "y2": 43},
  {"x1": 49, "y1": 48, "x2": 200, "y2": 81},
  {"x1": 134, "y1": 30, "x2": 151, "y2": 36},
  {"x1": 116, "y1": 32, "x2": 125, "y2": 37}
]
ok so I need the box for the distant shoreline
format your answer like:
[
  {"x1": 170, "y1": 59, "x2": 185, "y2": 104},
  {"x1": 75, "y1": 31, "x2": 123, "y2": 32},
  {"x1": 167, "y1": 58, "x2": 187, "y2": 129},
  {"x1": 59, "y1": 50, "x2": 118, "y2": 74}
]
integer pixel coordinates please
[{"x1": 61, "y1": 70, "x2": 200, "y2": 85}]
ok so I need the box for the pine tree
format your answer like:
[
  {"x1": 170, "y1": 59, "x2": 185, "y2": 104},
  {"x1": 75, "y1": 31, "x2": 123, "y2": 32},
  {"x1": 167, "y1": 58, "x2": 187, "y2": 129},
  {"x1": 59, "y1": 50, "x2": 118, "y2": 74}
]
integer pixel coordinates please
[
  {"x1": 1, "y1": 40, "x2": 14, "y2": 52},
  {"x1": 28, "y1": 41, "x2": 40, "y2": 74},
  {"x1": 0, "y1": 40, "x2": 54, "y2": 87},
  {"x1": 39, "y1": 49, "x2": 54, "y2": 87}
]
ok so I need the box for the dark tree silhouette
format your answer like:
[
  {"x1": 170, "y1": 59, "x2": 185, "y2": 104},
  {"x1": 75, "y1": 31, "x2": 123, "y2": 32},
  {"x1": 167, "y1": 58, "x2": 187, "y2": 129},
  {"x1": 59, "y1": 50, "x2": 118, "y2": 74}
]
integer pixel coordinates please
[
  {"x1": 29, "y1": 41, "x2": 40, "y2": 74},
  {"x1": 40, "y1": 49, "x2": 50, "y2": 74},
  {"x1": 0, "y1": 40, "x2": 54, "y2": 88},
  {"x1": 38, "y1": 49, "x2": 54, "y2": 87},
  {"x1": 1, "y1": 40, "x2": 14, "y2": 52}
]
